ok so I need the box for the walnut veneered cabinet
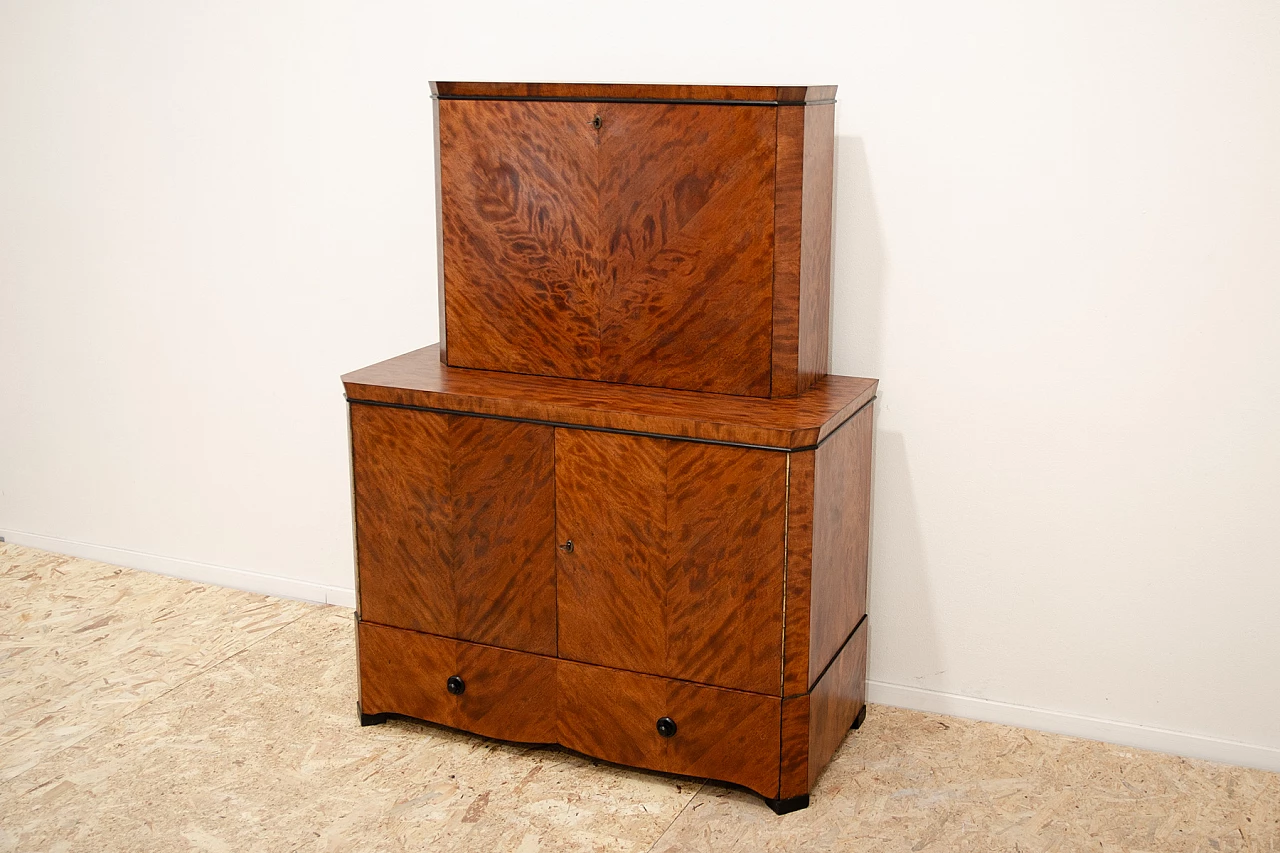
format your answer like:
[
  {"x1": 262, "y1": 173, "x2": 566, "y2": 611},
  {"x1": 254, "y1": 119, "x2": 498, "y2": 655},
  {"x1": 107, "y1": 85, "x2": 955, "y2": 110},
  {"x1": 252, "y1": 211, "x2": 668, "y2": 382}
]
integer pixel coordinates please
[
  {"x1": 432, "y1": 82, "x2": 837, "y2": 398},
  {"x1": 345, "y1": 346, "x2": 877, "y2": 813}
]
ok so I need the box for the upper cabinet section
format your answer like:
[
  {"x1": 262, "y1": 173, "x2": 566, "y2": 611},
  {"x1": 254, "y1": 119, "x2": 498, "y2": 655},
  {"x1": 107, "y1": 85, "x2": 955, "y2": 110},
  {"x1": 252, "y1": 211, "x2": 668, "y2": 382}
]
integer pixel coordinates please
[{"x1": 432, "y1": 82, "x2": 837, "y2": 398}]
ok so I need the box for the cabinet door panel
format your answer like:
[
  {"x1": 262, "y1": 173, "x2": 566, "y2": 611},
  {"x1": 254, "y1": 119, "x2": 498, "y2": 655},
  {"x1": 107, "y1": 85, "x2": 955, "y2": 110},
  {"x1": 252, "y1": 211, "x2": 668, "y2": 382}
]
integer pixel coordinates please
[
  {"x1": 555, "y1": 429, "x2": 786, "y2": 694},
  {"x1": 439, "y1": 98, "x2": 603, "y2": 380},
  {"x1": 352, "y1": 405, "x2": 556, "y2": 655},
  {"x1": 597, "y1": 103, "x2": 776, "y2": 396}
]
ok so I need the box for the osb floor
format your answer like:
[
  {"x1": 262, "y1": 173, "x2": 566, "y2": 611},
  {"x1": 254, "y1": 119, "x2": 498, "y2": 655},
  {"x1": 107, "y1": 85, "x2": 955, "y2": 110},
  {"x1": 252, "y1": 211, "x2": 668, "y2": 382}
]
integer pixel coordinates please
[{"x1": 0, "y1": 544, "x2": 1276, "y2": 852}]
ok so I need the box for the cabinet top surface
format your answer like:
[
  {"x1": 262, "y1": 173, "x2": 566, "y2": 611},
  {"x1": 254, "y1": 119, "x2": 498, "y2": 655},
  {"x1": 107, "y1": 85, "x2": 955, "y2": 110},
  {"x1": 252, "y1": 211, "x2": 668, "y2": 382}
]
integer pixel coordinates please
[
  {"x1": 342, "y1": 345, "x2": 876, "y2": 450},
  {"x1": 430, "y1": 81, "x2": 837, "y2": 105}
]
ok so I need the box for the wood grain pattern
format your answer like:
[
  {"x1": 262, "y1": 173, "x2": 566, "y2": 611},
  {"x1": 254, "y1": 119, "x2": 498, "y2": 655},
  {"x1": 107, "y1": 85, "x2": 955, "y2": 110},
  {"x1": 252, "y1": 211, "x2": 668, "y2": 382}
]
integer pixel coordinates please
[
  {"x1": 782, "y1": 450, "x2": 816, "y2": 696},
  {"x1": 771, "y1": 106, "x2": 805, "y2": 397},
  {"x1": 358, "y1": 621, "x2": 558, "y2": 744},
  {"x1": 808, "y1": 402, "x2": 873, "y2": 687},
  {"x1": 343, "y1": 345, "x2": 877, "y2": 450},
  {"x1": 439, "y1": 98, "x2": 603, "y2": 381},
  {"x1": 806, "y1": 617, "x2": 868, "y2": 790},
  {"x1": 778, "y1": 692, "x2": 811, "y2": 799},
  {"x1": 440, "y1": 99, "x2": 778, "y2": 396},
  {"x1": 431, "y1": 81, "x2": 837, "y2": 104},
  {"x1": 558, "y1": 659, "x2": 782, "y2": 799},
  {"x1": 433, "y1": 97, "x2": 448, "y2": 363},
  {"x1": 351, "y1": 404, "x2": 557, "y2": 655},
  {"x1": 796, "y1": 103, "x2": 835, "y2": 393},
  {"x1": 555, "y1": 429, "x2": 786, "y2": 694},
  {"x1": 596, "y1": 103, "x2": 775, "y2": 396}
]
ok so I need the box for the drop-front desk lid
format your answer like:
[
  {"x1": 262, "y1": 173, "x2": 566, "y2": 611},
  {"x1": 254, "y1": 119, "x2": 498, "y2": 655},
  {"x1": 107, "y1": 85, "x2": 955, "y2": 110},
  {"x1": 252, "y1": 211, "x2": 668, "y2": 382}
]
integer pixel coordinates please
[{"x1": 342, "y1": 344, "x2": 876, "y2": 452}]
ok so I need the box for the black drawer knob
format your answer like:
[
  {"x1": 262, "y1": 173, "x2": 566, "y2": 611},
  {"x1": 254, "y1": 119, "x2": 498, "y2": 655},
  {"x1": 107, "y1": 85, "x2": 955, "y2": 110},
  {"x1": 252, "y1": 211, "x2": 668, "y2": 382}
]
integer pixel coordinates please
[
  {"x1": 446, "y1": 675, "x2": 465, "y2": 695},
  {"x1": 656, "y1": 716, "x2": 677, "y2": 738}
]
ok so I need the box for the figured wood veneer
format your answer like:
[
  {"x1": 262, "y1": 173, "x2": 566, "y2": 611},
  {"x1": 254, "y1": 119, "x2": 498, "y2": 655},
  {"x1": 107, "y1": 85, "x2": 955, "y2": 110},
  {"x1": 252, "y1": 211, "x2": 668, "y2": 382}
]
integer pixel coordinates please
[
  {"x1": 554, "y1": 429, "x2": 786, "y2": 694},
  {"x1": 350, "y1": 404, "x2": 556, "y2": 655},
  {"x1": 558, "y1": 659, "x2": 782, "y2": 798},
  {"x1": 434, "y1": 84, "x2": 836, "y2": 398},
  {"x1": 359, "y1": 622, "x2": 557, "y2": 744},
  {"x1": 342, "y1": 344, "x2": 876, "y2": 450},
  {"x1": 779, "y1": 617, "x2": 868, "y2": 799}
]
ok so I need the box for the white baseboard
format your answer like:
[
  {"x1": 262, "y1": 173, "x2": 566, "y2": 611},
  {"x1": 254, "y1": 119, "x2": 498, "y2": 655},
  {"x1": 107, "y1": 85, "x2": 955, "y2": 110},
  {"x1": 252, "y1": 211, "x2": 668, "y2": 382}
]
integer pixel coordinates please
[
  {"x1": 868, "y1": 679, "x2": 1280, "y2": 774},
  {"x1": 0, "y1": 528, "x2": 356, "y2": 608},
  {"x1": 4, "y1": 528, "x2": 1276, "y2": 774}
]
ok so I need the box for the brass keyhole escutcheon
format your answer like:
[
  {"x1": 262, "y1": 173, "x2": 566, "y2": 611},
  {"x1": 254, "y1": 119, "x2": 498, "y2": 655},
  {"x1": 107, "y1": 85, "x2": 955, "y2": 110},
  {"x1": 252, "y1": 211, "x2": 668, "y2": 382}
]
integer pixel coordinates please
[
  {"x1": 591, "y1": 115, "x2": 602, "y2": 130},
  {"x1": 558, "y1": 539, "x2": 574, "y2": 553}
]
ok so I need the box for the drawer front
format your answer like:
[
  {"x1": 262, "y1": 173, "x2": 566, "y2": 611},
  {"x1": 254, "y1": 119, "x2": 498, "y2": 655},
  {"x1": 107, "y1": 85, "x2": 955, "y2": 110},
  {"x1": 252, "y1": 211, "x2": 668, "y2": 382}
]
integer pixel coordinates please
[
  {"x1": 358, "y1": 622, "x2": 556, "y2": 744},
  {"x1": 557, "y1": 660, "x2": 782, "y2": 798}
]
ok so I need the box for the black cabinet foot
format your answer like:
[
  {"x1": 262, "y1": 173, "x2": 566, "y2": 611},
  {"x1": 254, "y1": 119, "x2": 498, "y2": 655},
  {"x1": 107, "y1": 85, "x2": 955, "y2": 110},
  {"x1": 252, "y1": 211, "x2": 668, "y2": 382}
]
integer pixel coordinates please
[
  {"x1": 764, "y1": 794, "x2": 810, "y2": 815},
  {"x1": 358, "y1": 703, "x2": 389, "y2": 726},
  {"x1": 851, "y1": 703, "x2": 867, "y2": 730}
]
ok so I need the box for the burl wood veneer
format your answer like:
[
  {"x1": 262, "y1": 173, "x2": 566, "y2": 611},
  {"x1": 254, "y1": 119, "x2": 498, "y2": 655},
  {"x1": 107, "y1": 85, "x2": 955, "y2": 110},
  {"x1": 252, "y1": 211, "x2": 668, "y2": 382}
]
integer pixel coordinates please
[
  {"x1": 432, "y1": 81, "x2": 837, "y2": 398},
  {"x1": 346, "y1": 352, "x2": 876, "y2": 812}
]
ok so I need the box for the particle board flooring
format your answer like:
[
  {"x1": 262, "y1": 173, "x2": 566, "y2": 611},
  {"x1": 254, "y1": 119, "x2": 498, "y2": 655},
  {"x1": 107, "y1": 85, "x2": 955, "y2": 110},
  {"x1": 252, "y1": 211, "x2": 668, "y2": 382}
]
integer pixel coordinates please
[{"x1": 0, "y1": 543, "x2": 1276, "y2": 852}]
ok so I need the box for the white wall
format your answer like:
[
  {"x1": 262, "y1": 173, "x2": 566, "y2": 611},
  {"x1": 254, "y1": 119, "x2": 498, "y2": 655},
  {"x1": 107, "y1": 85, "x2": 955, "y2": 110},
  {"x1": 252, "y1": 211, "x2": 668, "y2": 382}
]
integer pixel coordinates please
[{"x1": 3, "y1": 1, "x2": 1278, "y2": 769}]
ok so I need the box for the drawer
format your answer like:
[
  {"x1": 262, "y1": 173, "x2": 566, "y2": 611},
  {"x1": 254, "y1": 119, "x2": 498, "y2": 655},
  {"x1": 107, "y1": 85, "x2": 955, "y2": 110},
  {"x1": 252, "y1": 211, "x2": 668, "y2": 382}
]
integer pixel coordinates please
[
  {"x1": 557, "y1": 660, "x2": 782, "y2": 798},
  {"x1": 358, "y1": 622, "x2": 556, "y2": 744}
]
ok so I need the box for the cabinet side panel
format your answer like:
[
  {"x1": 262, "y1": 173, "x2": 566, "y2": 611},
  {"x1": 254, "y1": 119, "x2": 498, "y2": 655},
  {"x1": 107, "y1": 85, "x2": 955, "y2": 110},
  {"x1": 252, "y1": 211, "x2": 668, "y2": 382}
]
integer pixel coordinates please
[
  {"x1": 782, "y1": 450, "x2": 815, "y2": 696},
  {"x1": 439, "y1": 98, "x2": 603, "y2": 380},
  {"x1": 665, "y1": 443, "x2": 786, "y2": 695},
  {"x1": 555, "y1": 429, "x2": 668, "y2": 674},
  {"x1": 449, "y1": 416, "x2": 557, "y2": 655},
  {"x1": 771, "y1": 105, "x2": 805, "y2": 397},
  {"x1": 807, "y1": 617, "x2": 868, "y2": 790},
  {"x1": 434, "y1": 97, "x2": 447, "y2": 362},
  {"x1": 351, "y1": 404, "x2": 455, "y2": 636},
  {"x1": 808, "y1": 403, "x2": 873, "y2": 687},
  {"x1": 597, "y1": 103, "x2": 776, "y2": 397},
  {"x1": 558, "y1": 660, "x2": 782, "y2": 799},
  {"x1": 796, "y1": 103, "x2": 835, "y2": 394}
]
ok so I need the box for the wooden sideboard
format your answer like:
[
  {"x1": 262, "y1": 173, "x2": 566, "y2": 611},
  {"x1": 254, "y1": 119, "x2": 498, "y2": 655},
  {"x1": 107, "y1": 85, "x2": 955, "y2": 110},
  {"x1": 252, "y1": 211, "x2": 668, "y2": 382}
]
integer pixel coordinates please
[
  {"x1": 346, "y1": 346, "x2": 875, "y2": 813},
  {"x1": 346, "y1": 82, "x2": 877, "y2": 814}
]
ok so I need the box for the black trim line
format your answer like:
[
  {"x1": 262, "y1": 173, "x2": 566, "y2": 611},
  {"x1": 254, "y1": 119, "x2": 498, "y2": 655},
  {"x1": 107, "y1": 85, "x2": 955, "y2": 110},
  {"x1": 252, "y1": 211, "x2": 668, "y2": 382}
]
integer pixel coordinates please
[
  {"x1": 432, "y1": 94, "x2": 836, "y2": 107},
  {"x1": 785, "y1": 613, "x2": 868, "y2": 700},
  {"x1": 344, "y1": 394, "x2": 876, "y2": 454}
]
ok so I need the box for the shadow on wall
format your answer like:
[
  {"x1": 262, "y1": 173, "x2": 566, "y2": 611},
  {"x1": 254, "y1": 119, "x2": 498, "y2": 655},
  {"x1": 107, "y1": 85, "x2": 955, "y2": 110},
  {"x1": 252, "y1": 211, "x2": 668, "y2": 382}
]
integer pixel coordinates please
[
  {"x1": 833, "y1": 135, "x2": 886, "y2": 379},
  {"x1": 833, "y1": 135, "x2": 944, "y2": 692}
]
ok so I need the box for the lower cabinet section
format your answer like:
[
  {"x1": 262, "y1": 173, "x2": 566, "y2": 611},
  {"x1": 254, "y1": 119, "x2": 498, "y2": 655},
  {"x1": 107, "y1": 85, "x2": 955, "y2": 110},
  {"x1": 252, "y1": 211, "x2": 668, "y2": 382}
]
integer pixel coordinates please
[{"x1": 357, "y1": 617, "x2": 869, "y2": 807}]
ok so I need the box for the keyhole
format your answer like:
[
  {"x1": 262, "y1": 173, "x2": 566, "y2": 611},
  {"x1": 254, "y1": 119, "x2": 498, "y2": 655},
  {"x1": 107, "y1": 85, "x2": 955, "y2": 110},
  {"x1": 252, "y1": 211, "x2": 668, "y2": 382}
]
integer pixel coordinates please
[{"x1": 591, "y1": 115, "x2": 602, "y2": 130}]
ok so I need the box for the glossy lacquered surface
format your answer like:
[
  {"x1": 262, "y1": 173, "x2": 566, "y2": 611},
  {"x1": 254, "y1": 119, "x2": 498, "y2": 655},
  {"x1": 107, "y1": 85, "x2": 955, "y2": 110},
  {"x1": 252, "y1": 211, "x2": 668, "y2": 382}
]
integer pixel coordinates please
[
  {"x1": 433, "y1": 84, "x2": 837, "y2": 397},
  {"x1": 342, "y1": 344, "x2": 876, "y2": 450}
]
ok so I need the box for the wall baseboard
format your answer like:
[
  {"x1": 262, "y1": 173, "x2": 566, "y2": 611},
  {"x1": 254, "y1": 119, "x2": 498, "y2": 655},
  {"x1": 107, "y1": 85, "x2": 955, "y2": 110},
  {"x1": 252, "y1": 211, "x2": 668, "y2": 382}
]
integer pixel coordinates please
[
  {"x1": 868, "y1": 679, "x2": 1280, "y2": 774},
  {"x1": 4, "y1": 528, "x2": 1276, "y2": 774},
  {"x1": 0, "y1": 528, "x2": 356, "y2": 608}
]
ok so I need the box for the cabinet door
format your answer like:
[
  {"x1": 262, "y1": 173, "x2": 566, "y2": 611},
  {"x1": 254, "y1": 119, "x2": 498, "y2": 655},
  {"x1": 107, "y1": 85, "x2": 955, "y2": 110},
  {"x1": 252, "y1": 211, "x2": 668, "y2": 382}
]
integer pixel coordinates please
[
  {"x1": 554, "y1": 429, "x2": 787, "y2": 694},
  {"x1": 351, "y1": 404, "x2": 556, "y2": 655},
  {"x1": 596, "y1": 102, "x2": 776, "y2": 396},
  {"x1": 438, "y1": 99, "x2": 776, "y2": 397},
  {"x1": 438, "y1": 98, "x2": 603, "y2": 381}
]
